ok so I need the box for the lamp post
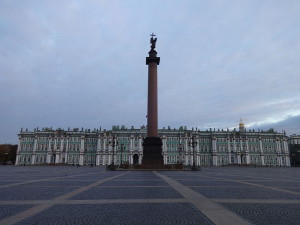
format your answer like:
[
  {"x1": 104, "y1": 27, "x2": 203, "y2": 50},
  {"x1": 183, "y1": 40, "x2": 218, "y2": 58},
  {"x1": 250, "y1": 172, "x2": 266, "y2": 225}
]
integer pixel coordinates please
[
  {"x1": 189, "y1": 135, "x2": 198, "y2": 171},
  {"x1": 109, "y1": 136, "x2": 118, "y2": 168}
]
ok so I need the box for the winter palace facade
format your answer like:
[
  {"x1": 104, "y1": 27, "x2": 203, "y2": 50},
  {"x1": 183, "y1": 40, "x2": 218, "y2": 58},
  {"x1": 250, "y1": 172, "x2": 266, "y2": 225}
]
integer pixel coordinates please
[{"x1": 15, "y1": 121, "x2": 292, "y2": 167}]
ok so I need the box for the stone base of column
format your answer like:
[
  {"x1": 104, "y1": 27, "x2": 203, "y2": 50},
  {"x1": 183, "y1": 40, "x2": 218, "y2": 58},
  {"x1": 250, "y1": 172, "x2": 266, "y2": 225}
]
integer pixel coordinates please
[{"x1": 142, "y1": 137, "x2": 164, "y2": 169}]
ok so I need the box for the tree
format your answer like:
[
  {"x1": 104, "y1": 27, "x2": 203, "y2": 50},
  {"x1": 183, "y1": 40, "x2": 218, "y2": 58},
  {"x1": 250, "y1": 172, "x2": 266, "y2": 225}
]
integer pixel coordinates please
[{"x1": 0, "y1": 145, "x2": 17, "y2": 165}]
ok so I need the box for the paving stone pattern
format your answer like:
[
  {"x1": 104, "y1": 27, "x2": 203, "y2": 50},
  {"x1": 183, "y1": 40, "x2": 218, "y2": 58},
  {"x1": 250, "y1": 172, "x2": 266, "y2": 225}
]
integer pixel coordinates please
[
  {"x1": 15, "y1": 203, "x2": 214, "y2": 225},
  {"x1": 0, "y1": 205, "x2": 35, "y2": 221},
  {"x1": 71, "y1": 187, "x2": 183, "y2": 200},
  {"x1": 221, "y1": 203, "x2": 300, "y2": 225},
  {"x1": 190, "y1": 186, "x2": 300, "y2": 199},
  {"x1": 0, "y1": 187, "x2": 78, "y2": 201},
  {"x1": 0, "y1": 166, "x2": 299, "y2": 224}
]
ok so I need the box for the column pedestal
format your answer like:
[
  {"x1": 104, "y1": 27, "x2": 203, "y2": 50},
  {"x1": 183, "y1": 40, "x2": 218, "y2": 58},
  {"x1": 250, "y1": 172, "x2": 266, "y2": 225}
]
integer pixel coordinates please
[{"x1": 142, "y1": 137, "x2": 164, "y2": 169}]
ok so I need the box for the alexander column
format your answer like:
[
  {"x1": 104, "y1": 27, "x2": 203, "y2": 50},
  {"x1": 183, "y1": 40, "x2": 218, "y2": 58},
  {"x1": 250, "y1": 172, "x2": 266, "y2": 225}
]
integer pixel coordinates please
[{"x1": 142, "y1": 33, "x2": 164, "y2": 168}]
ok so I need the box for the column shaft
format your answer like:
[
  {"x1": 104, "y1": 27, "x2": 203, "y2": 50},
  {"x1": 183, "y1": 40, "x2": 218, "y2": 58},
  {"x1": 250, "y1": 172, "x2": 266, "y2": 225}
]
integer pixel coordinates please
[{"x1": 147, "y1": 62, "x2": 158, "y2": 137}]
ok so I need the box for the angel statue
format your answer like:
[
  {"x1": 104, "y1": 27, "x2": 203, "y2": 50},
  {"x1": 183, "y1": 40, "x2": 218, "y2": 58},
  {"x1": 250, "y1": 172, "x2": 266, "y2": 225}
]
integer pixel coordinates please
[{"x1": 150, "y1": 33, "x2": 157, "y2": 50}]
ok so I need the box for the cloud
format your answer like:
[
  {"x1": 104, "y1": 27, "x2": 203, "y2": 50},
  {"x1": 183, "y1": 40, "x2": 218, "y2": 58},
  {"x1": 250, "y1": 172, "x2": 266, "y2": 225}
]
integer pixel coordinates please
[
  {"x1": 1, "y1": 1, "x2": 300, "y2": 143},
  {"x1": 249, "y1": 115, "x2": 300, "y2": 135}
]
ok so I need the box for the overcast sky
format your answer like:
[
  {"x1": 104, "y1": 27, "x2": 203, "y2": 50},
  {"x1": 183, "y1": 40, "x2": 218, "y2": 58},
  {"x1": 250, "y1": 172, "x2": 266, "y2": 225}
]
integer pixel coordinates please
[{"x1": 1, "y1": 0, "x2": 300, "y2": 144}]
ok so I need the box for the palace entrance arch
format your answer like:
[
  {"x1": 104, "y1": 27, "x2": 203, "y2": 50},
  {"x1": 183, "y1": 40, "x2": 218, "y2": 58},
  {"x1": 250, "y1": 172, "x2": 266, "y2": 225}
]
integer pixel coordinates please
[{"x1": 133, "y1": 154, "x2": 139, "y2": 165}]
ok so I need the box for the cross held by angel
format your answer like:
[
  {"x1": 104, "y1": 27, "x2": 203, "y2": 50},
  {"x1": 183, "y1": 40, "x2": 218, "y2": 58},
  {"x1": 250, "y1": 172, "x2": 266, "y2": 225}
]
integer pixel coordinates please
[{"x1": 150, "y1": 33, "x2": 157, "y2": 50}]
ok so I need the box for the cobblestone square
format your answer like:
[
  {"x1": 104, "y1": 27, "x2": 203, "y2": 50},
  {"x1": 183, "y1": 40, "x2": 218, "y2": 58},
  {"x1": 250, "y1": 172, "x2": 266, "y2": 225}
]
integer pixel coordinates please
[{"x1": 0, "y1": 166, "x2": 300, "y2": 225}]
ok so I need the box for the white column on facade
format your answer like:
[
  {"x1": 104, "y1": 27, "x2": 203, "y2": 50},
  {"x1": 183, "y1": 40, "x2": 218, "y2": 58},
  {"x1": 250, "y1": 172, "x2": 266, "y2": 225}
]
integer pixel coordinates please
[
  {"x1": 130, "y1": 136, "x2": 133, "y2": 150},
  {"x1": 53, "y1": 136, "x2": 59, "y2": 163},
  {"x1": 101, "y1": 137, "x2": 105, "y2": 165},
  {"x1": 129, "y1": 136, "x2": 134, "y2": 165},
  {"x1": 227, "y1": 137, "x2": 231, "y2": 164},
  {"x1": 114, "y1": 136, "x2": 118, "y2": 164},
  {"x1": 238, "y1": 138, "x2": 243, "y2": 165},
  {"x1": 55, "y1": 137, "x2": 61, "y2": 164},
  {"x1": 163, "y1": 136, "x2": 167, "y2": 152},
  {"x1": 233, "y1": 137, "x2": 237, "y2": 152},
  {"x1": 79, "y1": 135, "x2": 85, "y2": 165},
  {"x1": 185, "y1": 136, "x2": 189, "y2": 165},
  {"x1": 196, "y1": 138, "x2": 200, "y2": 153},
  {"x1": 195, "y1": 137, "x2": 199, "y2": 166},
  {"x1": 129, "y1": 153, "x2": 132, "y2": 164},
  {"x1": 184, "y1": 137, "x2": 188, "y2": 153},
  {"x1": 275, "y1": 139, "x2": 282, "y2": 166},
  {"x1": 103, "y1": 136, "x2": 107, "y2": 151},
  {"x1": 55, "y1": 154, "x2": 60, "y2": 164},
  {"x1": 33, "y1": 136, "x2": 38, "y2": 151},
  {"x1": 233, "y1": 137, "x2": 241, "y2": 164},
  {"x1": 15, "y1": 136, "x2": 22, "y2": 165},
  {"x1": 196, "y1": 137, "x2": 200, "y2": 166},
  {"x1": 233, "y1": 138, "x2": 241, "y2": 164},
  {"x1": 139, "y1": 153, "x2": 142, "y2": 164},
  {"x1": 184, "y1": 136, "x2": 191, "y2": 165},
  {"x1": 276, "y1": 139, "x2": 280, "y2": 152},
  {"x1": 57, "y1": 137, "x2": 64, "y2": 164},
  {"x1": 179, "y1": 136, "x2": 184, "y2": 164},
  {"x1": 212, "y1": 136, "x2": 217, "y2": 166},
  {"x1": 103, "y1": 136, "x2": 106, "y2": 165},
  {"x1": 245, "y1": 137, "x2": 250, "y2": 164},
  {"x1": 54, "y1": 137, "x2": 57, "y2": 152},
  {"x1": 284, "y1": 138, "x2": 289, "y2": 153},
  {"x1": 79, "y1": 152, "x2": 84, "y2": 165},
  {"x1": 96, "y1": 135, "x2": 101, "y2": 166},
  {"x1": 108, "y1": 135, "x2": 112, "y2": 164},
  {"x1": 65, "y1": 137, "x2": 69, "y2": 164},
  {"x1": 31, "y1": 136, "x2": 38, "y2": 165},
  {"x1": 163, "y1": 136, "x2": 167, "y2": 164},
  {"x1": 80, "y1": 135, "x2": 85, "y2": 152},
  {"x1": 97, "y1": 136, "x2": 101, "y2": 150},
  {"x1": 196, "y1": 154, "x2": 200, "y2": 166},
  {"x1": 259, "y1": 137, "x2": 265, "y2": 166},
  {"x1": 15, "y1": 154, "x2": 20, "y2": 165},
  {"x1": 278, "y1": 155, "x2": 283, "y2": 166},
  {"x1": 108, "y1": 154, "x2": 111, "y2": 165},
  {"x1": 46, "y1": 137, "x2": 52, "y2": 164},
  {"x1": 283, "y1": 138, "x2": 290, "y2": 166}
]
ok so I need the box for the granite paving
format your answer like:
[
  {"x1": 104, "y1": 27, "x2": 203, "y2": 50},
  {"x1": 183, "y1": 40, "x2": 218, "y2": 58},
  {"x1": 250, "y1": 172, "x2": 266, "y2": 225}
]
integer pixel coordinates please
[
  {"x1": 0, "y1": 187, "x2": 79, "y2": 201},
  {"x1": 0, "y1": 166, "x2": 299, "y2": 225},
  {"x1": 190, "y1": 186, "x2": 300, "y2": 199},
  {"x1": 71, "y1": 187, "x2": 182, "y2": 200},
  {"x1": 221, "y1": 203, "x2": 300, "y2": 225},
  {"x1": 0, "y1": 205, "x2": 35, "y2": 221},
  {"x1": 14, "y1": 203, "x2": 214, "y2": 225}
]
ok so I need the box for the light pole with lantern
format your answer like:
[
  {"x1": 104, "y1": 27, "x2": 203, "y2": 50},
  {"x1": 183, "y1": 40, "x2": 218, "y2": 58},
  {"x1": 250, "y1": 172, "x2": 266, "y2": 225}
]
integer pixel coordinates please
[{"x1": 109, "y1": 136, "x2": 118, "y2": 169}]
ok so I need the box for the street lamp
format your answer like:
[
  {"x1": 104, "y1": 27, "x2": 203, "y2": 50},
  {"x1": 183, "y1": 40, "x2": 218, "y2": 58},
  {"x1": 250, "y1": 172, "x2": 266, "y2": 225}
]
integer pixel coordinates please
[
  {"x1": 189, "y1": 135, "x2": 198, "y2": 171},
  {"x1": 109, "y1": 136, "x2": 118, "y2": 169}
]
